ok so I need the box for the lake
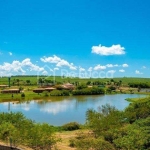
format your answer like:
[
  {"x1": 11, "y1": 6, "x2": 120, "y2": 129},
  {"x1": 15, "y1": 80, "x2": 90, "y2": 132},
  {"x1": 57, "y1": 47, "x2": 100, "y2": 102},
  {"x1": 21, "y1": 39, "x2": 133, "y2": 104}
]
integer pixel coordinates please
[{"x1": 0, "y1": 94, "x2": 145, "y2": 126}]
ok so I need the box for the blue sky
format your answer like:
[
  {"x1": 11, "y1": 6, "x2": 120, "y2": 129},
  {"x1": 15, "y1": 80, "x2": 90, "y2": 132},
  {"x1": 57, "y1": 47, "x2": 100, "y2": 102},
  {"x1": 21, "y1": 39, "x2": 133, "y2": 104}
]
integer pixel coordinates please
[{"x1": 0, "y1": 0, "x2": 150, "y2": 78}]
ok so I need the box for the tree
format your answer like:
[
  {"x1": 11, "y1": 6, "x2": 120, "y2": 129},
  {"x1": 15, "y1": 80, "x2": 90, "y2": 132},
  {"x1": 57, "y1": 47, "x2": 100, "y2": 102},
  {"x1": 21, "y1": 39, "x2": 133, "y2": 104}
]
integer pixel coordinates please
[
  {"x1": 26, "y1": 80, "x2": 31, "y2": 85},
  {"x1": 38, "y1": 78, "x2": 44, "y2": 86},
  {"x1": 16, "y1": 79, "x2": 20, "y2": 86}
]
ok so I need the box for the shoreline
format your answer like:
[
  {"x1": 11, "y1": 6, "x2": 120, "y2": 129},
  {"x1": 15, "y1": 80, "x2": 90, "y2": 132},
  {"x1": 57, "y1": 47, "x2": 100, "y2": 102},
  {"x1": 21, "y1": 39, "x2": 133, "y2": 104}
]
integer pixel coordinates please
[{"x1": 0, "y1": 92, "x2": 149, "y2": 103}]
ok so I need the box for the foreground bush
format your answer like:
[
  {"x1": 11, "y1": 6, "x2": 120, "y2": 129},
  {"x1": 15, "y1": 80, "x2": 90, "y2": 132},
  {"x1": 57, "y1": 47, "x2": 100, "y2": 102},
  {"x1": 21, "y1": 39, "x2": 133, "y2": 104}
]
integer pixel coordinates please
[
  {"x1": 70, "y1": 99, "x2": 150, "y2": 150},
  {"x1": 0, "y1": 112, "x2": 59, "y2": 149}
]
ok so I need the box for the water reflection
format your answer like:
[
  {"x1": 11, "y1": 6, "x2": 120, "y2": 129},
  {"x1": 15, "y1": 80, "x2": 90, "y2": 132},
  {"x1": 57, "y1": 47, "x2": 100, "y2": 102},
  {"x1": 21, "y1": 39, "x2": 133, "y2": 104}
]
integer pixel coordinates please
[{"x1": 0, "y1": 94, "x2": 145, "y2": 126}]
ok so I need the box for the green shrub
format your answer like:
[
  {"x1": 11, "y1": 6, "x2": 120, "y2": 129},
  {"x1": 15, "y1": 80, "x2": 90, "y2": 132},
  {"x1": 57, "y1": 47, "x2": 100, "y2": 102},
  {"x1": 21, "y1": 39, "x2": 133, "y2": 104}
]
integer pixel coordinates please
[
  {"x1": 62, "y1": 90, "x2": 70, "y2": 96},
  {"x1": 72, "y1": 87, "x2": 105, "y2": 95},
  {"x1": 69, "y1": 138, "x2": 76, "y2": 147},
  {"x1": 62, "y1": 122, "x2": 80, "y2": 131},
  {"x1": 21, "y1": 93, "x2": 25, "y2": 98},
  {"x1": 43, "y1": 91, "x2": 49, "y2": 97},
  {"x1": 50, "y1": 90, "x2": 70, "y2": 96},
  {"x1": 50, "y1": 90, "x2": 63, "y2": 96},
  {"x1": 76, "y1": 84, "x2": 87, "y2": 90}
]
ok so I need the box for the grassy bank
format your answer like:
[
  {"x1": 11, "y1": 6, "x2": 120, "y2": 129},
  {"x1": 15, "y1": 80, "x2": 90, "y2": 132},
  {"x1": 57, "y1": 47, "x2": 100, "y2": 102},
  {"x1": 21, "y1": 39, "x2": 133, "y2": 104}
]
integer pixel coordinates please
[{"x1": 126, "y1": 95, "x2": 150, "y2": 102}]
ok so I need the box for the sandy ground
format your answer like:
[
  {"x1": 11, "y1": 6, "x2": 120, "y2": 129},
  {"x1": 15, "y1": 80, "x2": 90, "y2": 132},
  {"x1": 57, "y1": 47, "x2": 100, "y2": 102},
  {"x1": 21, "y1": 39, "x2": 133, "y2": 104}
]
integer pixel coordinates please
[
  {"x1": 0, "y1": 130, "x2": 78, "y2": 150},
  {"x1": 54, "y1": 131, "x2": 78, "y2": 150}
]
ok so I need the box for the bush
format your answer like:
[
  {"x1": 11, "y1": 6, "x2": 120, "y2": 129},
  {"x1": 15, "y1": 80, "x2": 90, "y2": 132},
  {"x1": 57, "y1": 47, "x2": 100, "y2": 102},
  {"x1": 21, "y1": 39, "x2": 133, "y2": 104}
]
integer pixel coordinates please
[
  {"x1": 76, "y1": 84, "x2": 87, "y2": 90},
  {"x1": 62, "y1": 122, "x2": 80, "y2": 131},
  {"x1": 128, "y1": 82, "x2": 150, "y2": 88},
  {"x1": 21, "y1": 93, "x2": 25, "y2": 98},
  {"x1": 43, "y1": 91, "x2": 49, "y2": 97},
  {"x1": 50, "y1": 90, "x2": 70, "y2": 96},
  {"x1": 72, "y1": 87, "x2": 105, "y2": 95},
  {"x1": 69, "y1": 138, "x2": 76, "y2": 147},
  {"x1": 62, "y1": 90, "x2": 70, "y2": 96},
  {"x1": 50, "y1": 90, "x2": 63, "y2": 96}
]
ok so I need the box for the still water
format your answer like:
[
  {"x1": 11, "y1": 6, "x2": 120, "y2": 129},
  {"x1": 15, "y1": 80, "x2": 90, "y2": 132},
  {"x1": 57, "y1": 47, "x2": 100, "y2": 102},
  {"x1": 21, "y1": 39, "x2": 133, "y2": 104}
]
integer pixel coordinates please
[{"x1": 0, "y1": 94, "x2": 145, "y2": 126}]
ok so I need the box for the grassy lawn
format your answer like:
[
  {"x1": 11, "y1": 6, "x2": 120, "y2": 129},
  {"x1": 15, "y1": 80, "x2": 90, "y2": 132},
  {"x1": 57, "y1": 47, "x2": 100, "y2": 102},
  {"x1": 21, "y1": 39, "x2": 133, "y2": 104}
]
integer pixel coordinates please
[{"x1": 0, "y1": 90, "x2": 49, "y2": 102}]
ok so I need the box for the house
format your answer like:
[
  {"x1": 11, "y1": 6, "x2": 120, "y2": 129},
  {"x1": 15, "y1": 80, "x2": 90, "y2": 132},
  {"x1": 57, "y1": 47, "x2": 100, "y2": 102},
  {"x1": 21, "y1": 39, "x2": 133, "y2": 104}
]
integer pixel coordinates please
[
  {"x1": 44, "y1": 87, "x2": 56, "y2": 92},
  {"x1": 33, "y1": 88, "x2": 45, "y2": 93},
  {"x1": 33, "y1": 87, "x2": 56, "y2": 93},
  {"x1": 1, "y1": 89, "x2": 20, "y2": 94},
  {"x1": 0, "y1": 85, "x2": 8, "y2": 88},
  {"x1": 62, "y1": 83, "x2": 75, "y2": 90}
]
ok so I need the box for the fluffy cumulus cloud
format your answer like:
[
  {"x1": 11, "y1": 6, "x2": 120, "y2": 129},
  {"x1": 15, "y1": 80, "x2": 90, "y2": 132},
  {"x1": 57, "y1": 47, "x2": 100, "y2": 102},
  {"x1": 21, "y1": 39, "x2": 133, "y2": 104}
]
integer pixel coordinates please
[
  {"x1": 41, "y1": 55, "x2": 77, "y2": 70},
  {"x1": 119, "y1": 69, "x2": 125, "y2": 73},
  {"x1": 0, "y1": 58, "x2": 45, "y2": 76},
  {"x1": 122, "y1": 64, "x2": 129, "y2": 67},
  {"x1": 79, "y1": 67, "x2": 86, "y2": 72},
  {"x1": 93, "y1": 63, "x2": 122, "y2": 71},
  {"x1": 92, "y1": 44, "x2": 125, "y2": 56},
  {"x1": 88, "y1": 67, "x2": 93, "y2": 72},
  {"x1": 135, "y1": 70, "x2": 143, "y2": 75},
  {"x1": 107, "y1": 70, "x2": 116, "y2": 74},
  {"x1": 94, "y1": 64, "x2": 106, "y2": 70}
]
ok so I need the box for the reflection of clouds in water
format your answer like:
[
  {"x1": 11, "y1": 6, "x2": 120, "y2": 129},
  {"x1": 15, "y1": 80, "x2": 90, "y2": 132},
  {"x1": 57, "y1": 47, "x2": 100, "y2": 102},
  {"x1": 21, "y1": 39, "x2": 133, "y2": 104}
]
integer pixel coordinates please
[
  {"x1": 40, "y1": 100, "x2": 76, "y2": 115},
  {"x1": 2, "y1": 102, "x2": 9, "y2": 106},
  {"x1": 8, "y1": 102, "x2": 31, "y2": 111}
]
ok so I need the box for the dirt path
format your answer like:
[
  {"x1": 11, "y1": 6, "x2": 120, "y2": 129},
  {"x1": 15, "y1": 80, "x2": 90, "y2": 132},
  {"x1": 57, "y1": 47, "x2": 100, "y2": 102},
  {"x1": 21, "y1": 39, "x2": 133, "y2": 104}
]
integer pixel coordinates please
[{"x1": 54, "y1": 131, "x2": 78, "y2": 150}]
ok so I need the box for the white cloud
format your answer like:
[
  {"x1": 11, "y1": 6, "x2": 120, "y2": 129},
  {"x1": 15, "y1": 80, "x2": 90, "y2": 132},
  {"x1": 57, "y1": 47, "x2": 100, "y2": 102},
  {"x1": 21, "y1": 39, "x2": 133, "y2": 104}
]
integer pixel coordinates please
[
  {"x1": 119, "y1": 69, "x2": 125, "y2": 73},
  {"x1": 41, "y1": 55, "x2": 61, "y2": 63},
  {"x1": 42, "y1": 70, "x2": 48, "y2": 75},
  {"x1": 22, "y1": 58, "x2": 44, "y2": 72},
  {"x1": 106, "y1": 64, "x2": 119, "y2": 68},
  {"x1": 0, "y1": 58, "x2": 45, "y2": 76},
  {"x1": 54, "y1": 67, "x2": 59, "y2": 70},
  {"x1": 135, "y1": 70, "x2": 143, "y2": 75},
  {"x1": 107, "y1": 70, "x2": 116, "y2": 74},
  {"x1": 92, "y1": 44, "x2": 125, "y2": 56},
  {"x1": 114, "y1": 64, "x2": 119, "y2": 67},
  {"x1": 79, "y1": 67, "x2": 85, "y2": 72},
  {"x1": 9, "y1": 52, "x2": 12, "y2": 56},
  {"x1": 94, "y1": 64, "x2": 106, "y2": 70},
  {"x1": 106, "y1": 64, "x2": 113, "y2": 68},
  {"x1": 41, "y1": 55, "x2": 77, "y2": 70},
  {"x1": 122, "y1": 64, "x2": 129, "y2": 67},
  {"x1": 88, "y1": 67, "x2": 93, "y2": 72}
]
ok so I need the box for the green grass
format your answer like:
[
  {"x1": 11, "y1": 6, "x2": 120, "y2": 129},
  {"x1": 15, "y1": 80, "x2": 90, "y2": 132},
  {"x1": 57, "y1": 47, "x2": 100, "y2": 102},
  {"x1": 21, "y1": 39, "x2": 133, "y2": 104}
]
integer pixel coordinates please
[
  {"x1": 0, "y1": 91, "x2": 44, "y2": 102},
  {"x1": 1, "y1": 76, "x2": 150, "y2": 86},
  {"x1": 126, "y1": 95, "x2": 150, "y2": 102}
]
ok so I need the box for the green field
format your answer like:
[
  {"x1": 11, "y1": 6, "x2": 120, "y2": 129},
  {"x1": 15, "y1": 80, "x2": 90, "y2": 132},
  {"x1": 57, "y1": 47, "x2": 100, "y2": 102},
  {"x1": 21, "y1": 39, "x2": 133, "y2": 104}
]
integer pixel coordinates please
[{"x1": 1, "y1": 76, "x2": 150, "y2": 86}]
